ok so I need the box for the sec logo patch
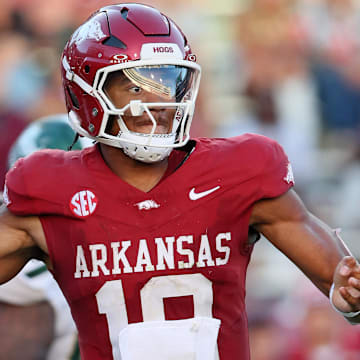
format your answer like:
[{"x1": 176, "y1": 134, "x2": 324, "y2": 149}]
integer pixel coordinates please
[{"x1": 70, "y1": 190, "x2": 98, "y2": 217}]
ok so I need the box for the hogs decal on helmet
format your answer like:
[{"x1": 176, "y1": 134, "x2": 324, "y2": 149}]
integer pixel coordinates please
[{"x1": 61, "y1": 3, "x2": 201, "y2": 163}]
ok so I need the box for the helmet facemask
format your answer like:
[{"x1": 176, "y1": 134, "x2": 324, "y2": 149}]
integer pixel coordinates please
[{"x1": 90, "y1": 62, "x2": 200, "y2": 163}]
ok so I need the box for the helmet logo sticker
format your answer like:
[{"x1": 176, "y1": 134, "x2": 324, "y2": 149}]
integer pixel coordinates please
[
  {"x1": 135, "y1": 200, "x2": 160, "y2": 210},
  {"x1": 153, "y1": 46, "x2": 174, "y2": 54},
  {"x1": 185, "y1": 54, "x2": 197, "y2": 62},
  {"x1": 283, "y1": 163, "x2": 295, "y2": 185},
  {"x1": 140, "y1": 43, "x2": 183, "y2": 60},
  {"x1": 70, "y1": 190, "x2": 98, "y2": 217},
  {"x1": 175, "y1": 108, "x2": 184, "y2": 122},
  {"x1": 71, "y1": 19, "x2": 106, "y2": 46},
  {"x1": 110, "y1": 54, "x2": 129, "y2": 64}
]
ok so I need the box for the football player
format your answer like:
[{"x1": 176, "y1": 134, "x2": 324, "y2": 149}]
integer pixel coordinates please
[
  {"x1": 0, "y1": 114, "x2": 89, "y2": 360},
  {"x1": 1, "y1": 4, "x2": 360, "y2": 360}
]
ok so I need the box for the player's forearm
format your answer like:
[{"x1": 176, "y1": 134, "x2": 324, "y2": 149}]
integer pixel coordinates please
[
  {"x1": 0, "y1": 251, "x2": 31, "y2": 284},
  {"x1": 0, "y1": 219, "x2": 32, "y2": 253},
  {"x1": 251, "y1": 191, "x2": 351, "y2": 294},
  {"x1": 304, "y1": 217, "x2": 352, "y2": 295},
  {"x1": 260, "y1": 213, "x2": 350, "y2": 295},
  {"x1": 0, "y1": 222, "x2": 33, "y2": 284},
  {"x1": 301, "y1": 224, "x2": 352, "y2": 295},
  {"x1": 308, "y1": 218, "x2": 355, "y2": 295}
]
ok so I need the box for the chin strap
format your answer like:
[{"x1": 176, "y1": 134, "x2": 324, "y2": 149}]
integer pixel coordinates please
[
  {"x1": 121, "y1": 141, "x2": 173, "y2": 163},
  {"x1": 68, "y1": 133, "x2": 80, "y2": 151}
]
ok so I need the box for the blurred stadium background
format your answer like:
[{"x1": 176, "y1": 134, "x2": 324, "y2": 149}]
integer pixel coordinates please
[{"x1": 1, "y1": 0, "x2": 360, "y2": 358}]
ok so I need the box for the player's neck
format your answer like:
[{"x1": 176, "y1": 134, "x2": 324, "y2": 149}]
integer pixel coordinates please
[{"x1": 99, "y1": 144, "x2": 168, "y2": 193}]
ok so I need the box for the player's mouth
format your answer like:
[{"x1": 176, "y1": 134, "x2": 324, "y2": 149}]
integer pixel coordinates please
[
  {"x1": 133, "y1": 120, "x2": 170, "y2": 134},
  {"x1": 132, "y1": 112, "x2": 173, "y2": 134}
]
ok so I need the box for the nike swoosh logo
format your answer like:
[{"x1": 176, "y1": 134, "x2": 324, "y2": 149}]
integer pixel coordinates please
[{"x1": 189, "y1": 186, "x2": 221, "y2": 201}]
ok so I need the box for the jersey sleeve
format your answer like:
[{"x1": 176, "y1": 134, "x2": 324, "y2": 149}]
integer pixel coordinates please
[
  {"x1": 258, "y1": 137, "x2": 294, "y2": 199},
  {"x1": 4, "y1": 152, "x2": 67, "y2": 216}
]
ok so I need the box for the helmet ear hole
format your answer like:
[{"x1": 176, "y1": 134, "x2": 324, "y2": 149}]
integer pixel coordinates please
[
  {"x1": 120, "y1": 8, "x2": 129, "y2": 20},
  {"x1": 84, "y1": 65, "x2": 90, "y2": 74}
]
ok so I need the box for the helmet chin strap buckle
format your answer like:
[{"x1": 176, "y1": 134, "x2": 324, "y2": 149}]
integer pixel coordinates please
[{"x1": 130, "y1": 100, "x2": 145, "y2": 116}]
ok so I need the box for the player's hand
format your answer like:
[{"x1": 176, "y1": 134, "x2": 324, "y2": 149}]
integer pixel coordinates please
[{"x1": 332, "y1": 256, "x2": 360, "y2": 314}]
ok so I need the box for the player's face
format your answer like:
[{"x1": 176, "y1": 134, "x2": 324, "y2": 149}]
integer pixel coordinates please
[{"x1": 104, "y1": 71, "x2": 176, "y2": 135}]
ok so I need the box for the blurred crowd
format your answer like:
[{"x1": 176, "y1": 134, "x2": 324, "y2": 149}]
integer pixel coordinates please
[{"x1": 1, "y1": 0, "x2": 360, "y2": 358}]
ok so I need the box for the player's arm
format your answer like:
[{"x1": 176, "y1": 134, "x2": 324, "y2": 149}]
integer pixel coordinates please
[
  {"x1": 250, "y1": 188, "x2": 360, "y2": 324},
  {"x1": 0, "y1": 204, "x2": 47, "y2": 284}
]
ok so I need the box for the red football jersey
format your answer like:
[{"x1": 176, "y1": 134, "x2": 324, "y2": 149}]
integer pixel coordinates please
[{"x1": 5, "y1": 134, "x2": 294, "y2": 360}]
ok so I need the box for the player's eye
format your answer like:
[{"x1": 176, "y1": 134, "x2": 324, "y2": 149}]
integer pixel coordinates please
[{"x1": 129, "y1": 86, "x2": 142, "y2": 94}]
